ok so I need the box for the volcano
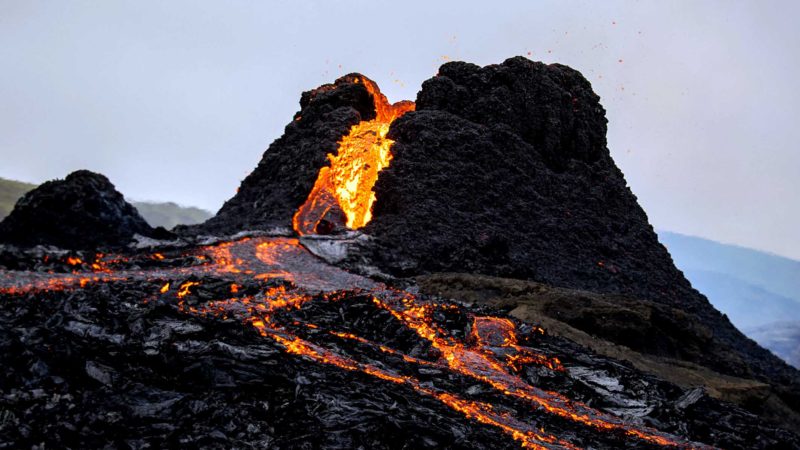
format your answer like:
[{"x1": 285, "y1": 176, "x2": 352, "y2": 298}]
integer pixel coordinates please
[{"x1": 1, "y1": 57, "x2": 799, "y2": 449}]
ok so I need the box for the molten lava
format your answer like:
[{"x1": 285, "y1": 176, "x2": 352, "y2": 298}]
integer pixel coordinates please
[
  {"x1": 293, "y1": 77, "x2": 414, "y2": 235},
  {"x1": 0, "y1": 237, "x2": 704, "y2": 448}
]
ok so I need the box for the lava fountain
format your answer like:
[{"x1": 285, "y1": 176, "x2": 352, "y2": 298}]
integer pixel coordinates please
[{"x1": 292, "y1": 77, "x2": 414, "y2": 235}]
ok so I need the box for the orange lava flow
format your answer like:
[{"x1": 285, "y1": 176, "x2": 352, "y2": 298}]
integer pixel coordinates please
[
  {"x1": 472, "y1": 317, "x2": 564, "y2": 372},
  {"x1": 0, "y1": 237, "x2": 705, "y2": 449},
  {"x1": 293, "y1": 78, "x2": 414, "y2": 235},
  {"x1": 258, "y1": 325, "x2": 574, "y2": 449},
  {"x1": 369, "y1": 296, "x2": 685, "y2": 447}
]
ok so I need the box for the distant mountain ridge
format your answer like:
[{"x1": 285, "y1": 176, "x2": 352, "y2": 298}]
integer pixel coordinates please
[
  {"x1": 0, "y1": 176, "x2": 212, "y2": 230},
  {"x1": 659, "y1": 231, "x2": 800, "y2": 368},
  {"x1": 132, "y1": 201, "x2": 212, "y2": 230},
  {"x1": 677, "y1": 269, "x2": 800, "y2": 329},
  {"x1": 659, "y1": 231, "x2": 800, "y2": 304}
]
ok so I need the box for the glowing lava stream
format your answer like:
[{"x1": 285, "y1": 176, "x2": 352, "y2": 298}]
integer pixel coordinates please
[
  {"x1": 256, "y1": 323, "x2": 576, "y2": 450},
  {"x1": 0, "y1": 237, "x2": 708, "y2": 449},
  {"x1": 292, "y1": 77, "x2": 415, "y2": 235}
]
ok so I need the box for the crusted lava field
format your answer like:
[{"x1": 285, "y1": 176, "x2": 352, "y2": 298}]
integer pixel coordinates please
[{"x1": 1, "y1": 235, "x2": 797, "y2": 449}]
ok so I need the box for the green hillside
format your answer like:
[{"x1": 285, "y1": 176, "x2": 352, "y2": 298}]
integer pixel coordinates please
[
  {"x1": 132, "y1": 201, "x2": 212, "y2": 229},
  {"x1": 0, "y1": 176, "x2": 212, "y2": 229},
  {"x1": 0, "y1": 178, "x2": 36, "y2": 219}
]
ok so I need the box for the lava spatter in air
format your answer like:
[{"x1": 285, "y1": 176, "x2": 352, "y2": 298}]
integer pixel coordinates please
[
  {"x1": 293, "y1": 77, "x2": 414, "y2": 235},
  {"x1": 0, "y1": 237, "x2": 706, "y2": 448}
]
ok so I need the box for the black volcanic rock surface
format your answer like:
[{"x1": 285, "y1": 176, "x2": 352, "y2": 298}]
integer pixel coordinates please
[
  {"x1": 363, "y1": 60, "x2": 772, "y2": 368},
  {"x1": 359, "y1": 58, "x2": 800, "y2": 421},
  {"x1": 0, "y1": 170, "x2": 155, "y2": 250},
  {"x1": 1, "y1": 240, "x2": 797, "y2": 449},
  {"x1": 368, "y1": 58, "x2": 641, "y2": 289}
]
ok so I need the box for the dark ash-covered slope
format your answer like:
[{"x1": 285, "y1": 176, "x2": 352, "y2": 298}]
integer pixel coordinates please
[
  {"x1": 368, "y1": 58, "x2": 656, "y2": 295},
  {"x1": 360, "y1": 57, "x2": 799, "y2": 413}
]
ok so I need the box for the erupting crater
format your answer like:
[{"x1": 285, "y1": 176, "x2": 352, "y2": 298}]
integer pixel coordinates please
[{"x1": 292, "y1": 77, "x2": 414, "y2": 235}]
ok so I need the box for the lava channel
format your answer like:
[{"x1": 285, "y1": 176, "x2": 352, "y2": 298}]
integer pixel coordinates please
[{"x1": 292, "y1": 77, "x2": 414, "y2": 235}]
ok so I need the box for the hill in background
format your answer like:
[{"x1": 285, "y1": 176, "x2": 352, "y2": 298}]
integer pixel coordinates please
[
  {"x1": 659, "y1": 231, "x2": 800, "y2": 304},
  {"x1": 0, "y1": 178, "x2": 36, "y2": 219},
  {"x1": 132, "y1": 201, "x2": 212, "y2": 230},
  {"x1": 0, "y1": 177, "x2": 211, "y2": 229},
  {"x1": 660, "y1": 231, "x2": 800, "y2": 368}
]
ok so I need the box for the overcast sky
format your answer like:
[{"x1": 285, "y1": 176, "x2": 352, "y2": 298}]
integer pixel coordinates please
[{"x1": 1, "y1": 1, "x2": 798, "y2": 259}]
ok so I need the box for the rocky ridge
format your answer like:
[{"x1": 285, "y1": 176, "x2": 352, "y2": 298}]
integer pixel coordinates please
[{"x1": 0, "y1": 170, "x2": 159, "y2": 250}]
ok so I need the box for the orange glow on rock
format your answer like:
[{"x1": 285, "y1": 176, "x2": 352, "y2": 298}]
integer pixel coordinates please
[
  {"x1": 293, "y1": 77, "x2": 414, "y2": 235},
  {"x1": 66, "y1": 257, "x2": 83, "y2": 266},
  {"x1": 176, "y1": 281, "x2": 200, "y2": 299}
]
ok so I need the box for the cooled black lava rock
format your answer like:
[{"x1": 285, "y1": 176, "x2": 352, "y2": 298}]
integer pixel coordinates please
[
  {"x1": 368, "y1": 57, "x2": 680, "y2": 306},
  {"x1": 0, "y1": 170, "x2": 155, "y2": 250},
  {"x1": 1, "y1": 274, "x2": 797, "y2": 449},
  {"x1": 360, "y1": 57, "x2": 800, "y2": 416}
]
